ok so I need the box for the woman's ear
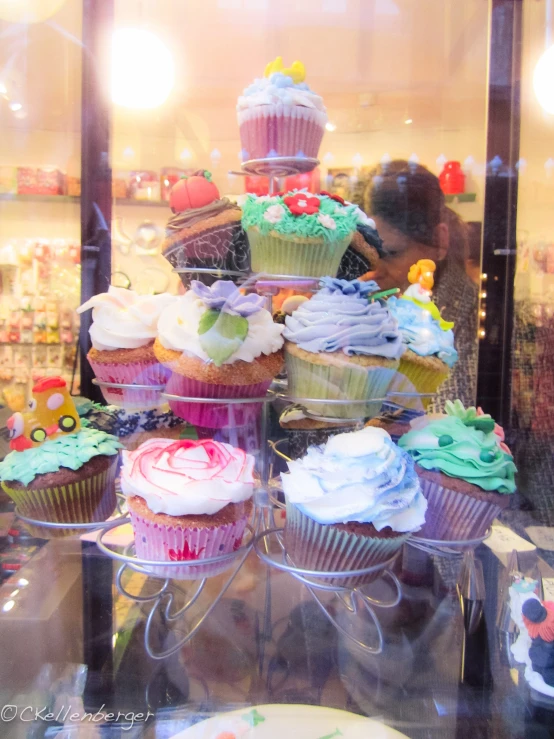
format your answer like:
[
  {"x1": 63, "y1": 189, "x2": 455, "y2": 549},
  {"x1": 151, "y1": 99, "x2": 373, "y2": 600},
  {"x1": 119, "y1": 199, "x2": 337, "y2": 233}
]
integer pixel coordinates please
[{"x1": 434, "y1": 222, "x2": 449, "y2": 262}]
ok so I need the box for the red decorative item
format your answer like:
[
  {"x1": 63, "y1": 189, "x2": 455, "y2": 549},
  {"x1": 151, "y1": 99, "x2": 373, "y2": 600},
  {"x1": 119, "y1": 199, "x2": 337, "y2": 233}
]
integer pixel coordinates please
[
  {"x1": 284, "y1": 168, "x2": 321, "y2": 193},
  {"x1": 169, "y1": 170, "x2": 220, "y2": 213},
  {"x1": 168, "y1": 542, "x2": 206, "y2": 561},
  {"x1": 244, "y1": 175, "x2": 269, "y2": 196},
  {"x1": 320, "y1": 189, "x2": 346, "y2": 205},
  {"x1": 439, "y1": 161, "x2": 465, "y2": 195},
  {"x1": 284, "y1": 192, "x2": 321, "y2": 216}
]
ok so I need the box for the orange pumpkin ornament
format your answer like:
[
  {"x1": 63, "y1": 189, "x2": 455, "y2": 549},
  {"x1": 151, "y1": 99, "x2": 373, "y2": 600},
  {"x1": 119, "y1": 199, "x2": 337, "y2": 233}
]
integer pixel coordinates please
[{"x1": 169, "y1": 170, "x2": 220, "y2": 213}]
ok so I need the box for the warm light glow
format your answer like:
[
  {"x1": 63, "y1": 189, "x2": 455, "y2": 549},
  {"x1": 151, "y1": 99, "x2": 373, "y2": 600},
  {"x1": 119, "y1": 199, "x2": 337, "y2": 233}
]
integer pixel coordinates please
[
  {"x1": 481, "y1": 273, "x2": 488, "y2": 280},
  {"x1": 325, "y1": 122, "x2": 337, "y2": 132},
  {"x1": 479, "y1": 329, "x2": 486, "y2": 338},
  {"x1": 481, "y1": 291, "x2": 487, "y2": 299},
  {"x1": 404, "y1": 118, "x2": 413, "y2": 125},
  {"x1": 480, "y1": 310, "x2": 486, "y2": 318},
  {"x1": 0, "y1": 0, "x2": 66, "y2": 23},
  {"x1": 112, "y1": 29, "x2": 175, "y2": 109},
  {"x1": 9, "y1": 102, "x2": 22, "y2": 112},
  {"x1": 534, "y1": 44, "x2": 554, "y2": 114},
  {"x1": 0, "y1": 82, "x2": 6, "y2": 96}
]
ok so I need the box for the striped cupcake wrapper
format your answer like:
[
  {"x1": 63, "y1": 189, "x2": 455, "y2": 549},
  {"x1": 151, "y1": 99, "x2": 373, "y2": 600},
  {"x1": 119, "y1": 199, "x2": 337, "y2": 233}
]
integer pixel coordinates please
[
  {"x1": 2, "y1": 458, "x2": 119, "y2": 539},
  {"x1": 388, "y1": 358, "x2": 449, "y2": 411},
  {"x1": 246, "y1": 228, "x2": 351, "y2": 278},
  {"x1": 128, "y1": 509, "x2": 249, "y2": 580},
  {"x1": 284, "y1": 502, "x2": 408, "y2": 588},
  {"x1": 285, "y1": 350, "x2": 397, "y2": 420},
  {"x1": 416, "y1": 476, "x2": 510, "y2": 542},
  {"x1": 238, "y1": 103, "x2": 326, "y2": 160}
]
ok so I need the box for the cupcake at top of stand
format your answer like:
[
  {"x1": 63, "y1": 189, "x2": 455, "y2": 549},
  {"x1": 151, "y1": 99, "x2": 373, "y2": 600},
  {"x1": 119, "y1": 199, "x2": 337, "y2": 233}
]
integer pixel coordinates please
[
  {"x1": 386, "y1": 260, "x2": 458, "y2": 407},
  {"x1": 281, "y1": 426, "x2": 427, "y2": 587},
  {"x1": 121, "y1": 438, "x2": 255, "y2": 578},
  {"x1": 241, "y1": 190, "x2": 360, "y2": 277},
  {"x1": 237, "y1": 56, "x2": 327, "y2": 161},
  {"x1": 154, "y1": 280, "x2": 284, "y2": 428},
  {"x1": 77, "y1": 286, "x2": 177, "y2": 393},
  {"x1": 0, "y1": 376, "x2": 120, "y2": 537},
  {"x1": 162, "y1": 170, "x2": 249, "y2": 287},
  {"x1": 399, "y1": 400, "x2": 517, "y2": 541},
  {"x1": 283, "y1": 277, "x2": 404, "y2": 419}
]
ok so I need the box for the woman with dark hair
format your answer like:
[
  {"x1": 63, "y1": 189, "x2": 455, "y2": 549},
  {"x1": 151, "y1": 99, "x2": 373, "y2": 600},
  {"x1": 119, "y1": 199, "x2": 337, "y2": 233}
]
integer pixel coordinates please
[{"x1": 355, "y1": 160, "x2": 479, "y2": 409}]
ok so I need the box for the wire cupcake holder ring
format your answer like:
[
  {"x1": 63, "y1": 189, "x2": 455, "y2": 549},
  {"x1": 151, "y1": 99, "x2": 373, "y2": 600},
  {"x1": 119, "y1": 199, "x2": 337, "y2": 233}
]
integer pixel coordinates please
[
  {"x1": 96, "y1": 521, "x2": 256, "y2": 660},
  {"x1": 254, "y1": 527, "x2": 401, "y2": 655},
  {"x1": 14, "y1": 493, "x2": 129, "y2": 539},
  {"x1": 405, "y1": 529, "x2": 492, "y2": 558}
]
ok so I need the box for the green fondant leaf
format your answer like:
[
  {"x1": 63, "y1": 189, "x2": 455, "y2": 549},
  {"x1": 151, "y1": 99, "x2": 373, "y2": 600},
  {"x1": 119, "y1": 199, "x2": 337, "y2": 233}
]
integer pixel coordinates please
[
  {"x1": 179, "y1": 425, "x2": 199, "y2": 440},
  {"x1": 242, "y1": 709, "x2": 265, "y2": 727},
  {"x1": 198, "y1": 309, "x2": 248, "y2": 367}
]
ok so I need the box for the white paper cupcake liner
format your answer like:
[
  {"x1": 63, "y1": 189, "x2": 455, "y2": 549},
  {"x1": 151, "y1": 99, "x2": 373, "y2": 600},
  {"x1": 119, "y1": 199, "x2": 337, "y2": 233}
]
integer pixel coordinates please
[{"x1": 284, "y1": 502, "x2": 408, "y2": 588}]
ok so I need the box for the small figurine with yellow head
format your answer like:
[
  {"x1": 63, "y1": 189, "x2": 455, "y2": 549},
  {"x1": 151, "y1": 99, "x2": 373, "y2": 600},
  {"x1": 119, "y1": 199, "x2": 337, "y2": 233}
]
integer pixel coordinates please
[
  {"x1": 7, "y1": 376, "x2": 80, "y2": 452},
  {"x1": 402, "y1": 260, "x2": 454, "y2": 331}
]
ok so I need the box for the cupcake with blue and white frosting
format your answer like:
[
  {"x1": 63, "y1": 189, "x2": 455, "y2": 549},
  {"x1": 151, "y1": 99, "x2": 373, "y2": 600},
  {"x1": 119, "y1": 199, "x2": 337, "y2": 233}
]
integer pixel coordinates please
[
  {"x1": 281, "y1": 426, "x2": 427, "y2": 587},
  {"x1": 237, "y1": 57, "x2": 327, "y2": 160}
]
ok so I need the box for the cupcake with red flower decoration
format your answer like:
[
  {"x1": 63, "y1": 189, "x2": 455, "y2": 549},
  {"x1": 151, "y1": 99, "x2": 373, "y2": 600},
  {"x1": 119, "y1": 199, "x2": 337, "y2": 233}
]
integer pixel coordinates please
[
  {"x1": 121, "y1": 437, "x2": 255, "y2": 578},
  {"x1": 241, "y1": 190, "x2": 360, "y2": 277}
]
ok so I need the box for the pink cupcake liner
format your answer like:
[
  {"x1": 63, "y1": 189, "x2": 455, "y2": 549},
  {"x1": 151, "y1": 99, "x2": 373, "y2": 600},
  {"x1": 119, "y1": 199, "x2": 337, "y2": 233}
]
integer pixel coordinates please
[
  {"x1": 415, "y1": 475, "x2": 511, "y2": 542},
  {"x1": 128, "y1": 509, "x2": 249, "y2": 579},
  {"x1": 165, "y1": 372, "x2": 271, "y2": 429},
  {"x1": 89, "y1": 359, "x2": 170, "y2": 410},
  {"x1": 238, "y1": 105, "x2": 325, "y2": 160}
]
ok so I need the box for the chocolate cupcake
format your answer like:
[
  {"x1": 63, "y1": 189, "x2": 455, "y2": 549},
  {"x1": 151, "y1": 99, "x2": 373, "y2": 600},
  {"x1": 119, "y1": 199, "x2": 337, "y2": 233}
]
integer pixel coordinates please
[
  {"x1": 399, "y1": 400, "x2": 517, "y2": 541},
  {"x1": 0, "y1": 377, "x2": 120, "y2": 538}
]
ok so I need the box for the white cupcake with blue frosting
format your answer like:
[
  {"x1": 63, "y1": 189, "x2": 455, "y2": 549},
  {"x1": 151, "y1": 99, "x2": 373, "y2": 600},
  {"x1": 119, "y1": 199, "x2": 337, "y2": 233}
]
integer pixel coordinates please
[{"x1": 281, "y1": 426, "x2": 427, "y2": 587}]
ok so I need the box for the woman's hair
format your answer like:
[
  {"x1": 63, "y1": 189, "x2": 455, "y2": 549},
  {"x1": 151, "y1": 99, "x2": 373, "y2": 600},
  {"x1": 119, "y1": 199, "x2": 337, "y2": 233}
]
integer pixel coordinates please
[{"x1": 358, "y1": 160, "x2": 445, "y2": 248}]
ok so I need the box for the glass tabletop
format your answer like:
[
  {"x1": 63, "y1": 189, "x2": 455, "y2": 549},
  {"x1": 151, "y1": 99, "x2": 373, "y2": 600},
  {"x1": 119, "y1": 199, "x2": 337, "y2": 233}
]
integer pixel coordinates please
[{"x1": 1, "y1": 519, "x2": 553, "y2": 739}]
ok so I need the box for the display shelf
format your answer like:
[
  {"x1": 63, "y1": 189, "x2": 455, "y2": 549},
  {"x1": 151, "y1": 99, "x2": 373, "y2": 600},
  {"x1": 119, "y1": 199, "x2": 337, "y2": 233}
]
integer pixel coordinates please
[
  {"x1": 444, "y1": 192, "x2": 477, "y2": 203},
  {"x1": 0, "y1": 193, "x2": 80, "y2": 204}
]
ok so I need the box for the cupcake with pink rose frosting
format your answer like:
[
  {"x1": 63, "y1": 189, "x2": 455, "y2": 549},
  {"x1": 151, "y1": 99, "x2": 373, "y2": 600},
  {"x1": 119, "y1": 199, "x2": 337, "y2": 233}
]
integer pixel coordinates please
[
  {"x1": 121, "y1": 437, "x2": 255, "y2": 578},
  {"x1": 78, "y1": 287, "x2": 177, "y2": 408}
]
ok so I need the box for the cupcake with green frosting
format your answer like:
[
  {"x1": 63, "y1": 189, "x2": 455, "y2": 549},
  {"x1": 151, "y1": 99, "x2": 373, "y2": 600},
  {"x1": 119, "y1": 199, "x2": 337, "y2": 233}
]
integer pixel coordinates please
[
  {"x1": 241, "y1": 190, "x2": 360, "y2": 277},
  {"x1": 398, "y1": 400, "x2": 516, "y2": 541},
  {"x1": 0, "y1": 379, "x2": 121, "y2": 539}
]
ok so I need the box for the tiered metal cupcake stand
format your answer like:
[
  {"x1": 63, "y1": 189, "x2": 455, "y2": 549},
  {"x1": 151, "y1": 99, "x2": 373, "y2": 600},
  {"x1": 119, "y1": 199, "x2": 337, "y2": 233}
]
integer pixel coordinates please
[{"x1": 15, "y1": 156, "x2": 489, "y2": 660}]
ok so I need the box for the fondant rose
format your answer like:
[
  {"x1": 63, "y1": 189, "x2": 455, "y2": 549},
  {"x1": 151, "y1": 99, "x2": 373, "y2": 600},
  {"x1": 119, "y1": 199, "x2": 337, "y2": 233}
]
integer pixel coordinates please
[{"x1": 121, "y1": 438, "x2": 255, "y2": 516}]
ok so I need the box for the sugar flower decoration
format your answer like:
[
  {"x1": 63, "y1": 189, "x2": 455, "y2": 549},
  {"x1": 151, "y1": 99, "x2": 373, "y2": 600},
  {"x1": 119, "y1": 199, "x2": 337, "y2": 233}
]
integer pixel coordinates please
[
  {"x1": 191, "y1": 280, "x2": 264, "y2": 317},
  {"x1": 284, "y1": 192, "x2": 321, "y2": 216},
  {"x1": 319, "y1": 277, "x2": 381, "y2": 297},
  {"x1": 317, "y1": 213, "x2": 336, "y2": 230},
  {"x1": 263, "y1": 204, "x2": 286, "y2": 224}
]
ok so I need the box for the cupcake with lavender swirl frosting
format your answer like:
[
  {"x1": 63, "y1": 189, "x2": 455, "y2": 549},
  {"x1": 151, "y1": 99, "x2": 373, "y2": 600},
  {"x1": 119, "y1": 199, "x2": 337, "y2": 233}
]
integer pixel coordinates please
[
  {"x1": 281, "y1": 426, "x2": 427, "y2": 587},
  {"x1": 283, "y1": 278, "x2": 403, "y2": 419}
]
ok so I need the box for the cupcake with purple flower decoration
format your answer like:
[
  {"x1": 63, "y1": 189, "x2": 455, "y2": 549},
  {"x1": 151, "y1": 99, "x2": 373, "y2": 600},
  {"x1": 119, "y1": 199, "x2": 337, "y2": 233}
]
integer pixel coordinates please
[
  {"x1": 283, "y1": 278, "x2": 403, "y2": 419},
  {"x1": 154, "y1": 280, "x2": 284, "y2": 427}
]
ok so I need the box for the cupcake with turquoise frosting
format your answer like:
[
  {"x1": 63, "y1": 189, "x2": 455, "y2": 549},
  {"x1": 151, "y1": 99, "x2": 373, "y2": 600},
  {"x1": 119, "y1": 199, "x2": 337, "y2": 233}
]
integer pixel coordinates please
[
  {"x1": 241, "y1": 190, "x2": 360, "y2": 277},
  {"x1": 0, "y1": 376, "x2": 121, "y2": 538},
  {"x1": 386, "y1": 260, "x2": 458, "y2": 408},
  {"x1": 283, "y1": 277, "x2": 403, "y2": 419},
  {"x1": 399, "y1": 400, "x2": 516, "y2": 541},
  {"x1": 281, "y1": 426, "x2": 427, "y2": 587}
]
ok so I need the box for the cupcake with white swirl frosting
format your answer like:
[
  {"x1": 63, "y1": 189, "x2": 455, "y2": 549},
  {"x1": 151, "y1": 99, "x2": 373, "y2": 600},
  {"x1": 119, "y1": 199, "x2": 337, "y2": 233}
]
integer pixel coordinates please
[
  {"x1": 282, "y1": 426, "x2": 427, "y2": 587},
  {"x1": 77, "y1": 287, "x2": 177, "y2": 408},
  {"x1": 283, "y1": 278, "x2": 403, "y2": 419}
]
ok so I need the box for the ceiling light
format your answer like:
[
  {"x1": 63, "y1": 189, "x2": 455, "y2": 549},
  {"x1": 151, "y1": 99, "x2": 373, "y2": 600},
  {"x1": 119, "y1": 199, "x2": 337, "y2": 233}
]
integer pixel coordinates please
[
  {"x1": 0, "y1": 82, "x2": 6, "y2": 96},
  {"x1": 180, "y1": 149, "x2": 192, "y2": 161},
  {"x1": 9, "y1": 102, "x2": 22, "y2": 112},
  {"x1": 2, "y1": 600, "x2": 14, "y2": 613},
  {"x1": 534, "y1": 44, "x2": 554, "y2": 114},
  {"x1": 404, "y1": 118, "x2": 412, "y2": 125},
  {"x1": 325, "y1": 122, "x2": 337, "y2": 132},
  {"x1": 112, "y1": 29, "x2": 175, "y2": 109}
]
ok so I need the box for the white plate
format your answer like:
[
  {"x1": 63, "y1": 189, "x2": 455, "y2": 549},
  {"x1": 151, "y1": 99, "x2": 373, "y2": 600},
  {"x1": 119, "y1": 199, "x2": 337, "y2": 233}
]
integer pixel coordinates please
[{"x1": 170, "y1": 704, "x2": 409, "y2": 739}]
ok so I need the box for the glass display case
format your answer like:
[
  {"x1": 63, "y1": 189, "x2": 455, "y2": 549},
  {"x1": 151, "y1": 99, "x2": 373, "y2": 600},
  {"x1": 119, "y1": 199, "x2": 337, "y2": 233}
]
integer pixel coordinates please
[{"x1": 1, "y1": 1, "x2": 554, "y2": 737}]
